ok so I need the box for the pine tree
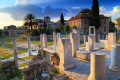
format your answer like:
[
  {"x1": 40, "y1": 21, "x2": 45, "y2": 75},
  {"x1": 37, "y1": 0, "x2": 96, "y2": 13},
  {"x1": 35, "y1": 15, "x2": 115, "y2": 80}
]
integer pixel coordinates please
[
  {"x1": 59, "y1": 13, "x2": 64, "y2": 31},
  {"x1": 90, "y1": 0, "x2": 101, "y2": 30}
]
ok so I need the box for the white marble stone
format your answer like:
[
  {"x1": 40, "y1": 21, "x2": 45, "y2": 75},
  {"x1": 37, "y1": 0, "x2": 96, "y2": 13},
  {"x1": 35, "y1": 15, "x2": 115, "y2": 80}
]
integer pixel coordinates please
[
  {"x1": 53, "y1": 32, "x2": 57, "y2": 50},
  {"x1": 59, "y1": 38, "x2": 75, "y2": 70},
  {"x1": 88, "y1": 53, "x2": 106, "y2": 80},
  {"x1": 27, "y1": 35, "x2": 32, "y2": 56},
  {"x1": 13, "y1": 38, "x2": 17, "y2": 50},
  {"x1": 43, "y1": 33, "x2": 47, "y2": 48},
  {"x1": 70, "y1": 33, "x2": 79, "y2": 57}
]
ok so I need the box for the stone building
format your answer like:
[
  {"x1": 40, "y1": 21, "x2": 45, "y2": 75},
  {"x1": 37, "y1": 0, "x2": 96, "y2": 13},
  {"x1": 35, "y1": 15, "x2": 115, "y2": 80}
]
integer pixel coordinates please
[
  {"x1": 35, "y1": 16, "x2": 56, "y2": 29},
  {"x1": 4, "y1": 25, "x2": 25, "y2": 36},
  {"x1": 67, "y1": 9, "x2": 109, "y2": 34}
]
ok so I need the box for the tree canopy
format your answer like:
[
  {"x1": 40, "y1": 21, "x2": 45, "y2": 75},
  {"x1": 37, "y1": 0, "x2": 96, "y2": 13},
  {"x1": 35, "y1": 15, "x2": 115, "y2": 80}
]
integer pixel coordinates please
[
  {"x1": 90, "y1": 0, "x2": 101, "y2": 30},
  {"x1": 24, "y1": 14, "x2": 36, "y2": 30},
  {"x1": 59, "y1": 13, "x2": 64, "y2": 31}
]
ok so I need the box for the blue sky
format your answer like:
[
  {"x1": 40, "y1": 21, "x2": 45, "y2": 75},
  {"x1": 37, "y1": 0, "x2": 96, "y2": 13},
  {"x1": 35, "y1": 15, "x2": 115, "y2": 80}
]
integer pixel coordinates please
[{"x1": 0, "y1": 0, "x2": 120, "y2": 29}]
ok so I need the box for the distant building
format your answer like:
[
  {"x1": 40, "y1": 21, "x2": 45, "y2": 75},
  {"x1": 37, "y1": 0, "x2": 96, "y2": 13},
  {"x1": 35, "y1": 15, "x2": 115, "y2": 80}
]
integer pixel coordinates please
[
  {"x1": 4, "y1": 25, "x2": 25, "y2": 36},
  {"x1": 67, "y1": 9, "x2": 110, "y2": 34},
  {"x1": 34, "y1": 16, "x2": 56, "y2": 29}
]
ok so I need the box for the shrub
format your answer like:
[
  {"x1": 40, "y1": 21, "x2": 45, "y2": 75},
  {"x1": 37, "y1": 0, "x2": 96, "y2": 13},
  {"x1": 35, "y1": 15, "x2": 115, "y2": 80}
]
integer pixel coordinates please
[{"x1": 31, "y1": 29, "x2": 40, "y2": 36}]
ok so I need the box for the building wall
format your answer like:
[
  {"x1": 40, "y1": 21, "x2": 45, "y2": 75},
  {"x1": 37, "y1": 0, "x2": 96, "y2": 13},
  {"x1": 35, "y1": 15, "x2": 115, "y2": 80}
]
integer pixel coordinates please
[{"x1": 68, "y1": 17, "x2": 109, "y2": 34}]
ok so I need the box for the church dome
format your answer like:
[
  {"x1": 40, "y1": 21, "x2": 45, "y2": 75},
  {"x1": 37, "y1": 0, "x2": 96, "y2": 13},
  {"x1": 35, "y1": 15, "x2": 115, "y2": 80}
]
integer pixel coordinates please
[{"x1": 79, "y1": 9, "x2": 91, "y2": 14}]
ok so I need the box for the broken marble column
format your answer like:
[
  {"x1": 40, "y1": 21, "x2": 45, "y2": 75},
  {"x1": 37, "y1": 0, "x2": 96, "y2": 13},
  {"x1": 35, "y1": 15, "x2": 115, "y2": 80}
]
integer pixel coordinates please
[
  {"x1": 108, "y1": 33, "x2": 116, "y2": 50},
  {"x1": 13, "y1": 38, "x2": 17, "y2": 50},
  {"x1": 27, "y1": 35, "x2": 32, "y2": 56},
  {"x1": 40, "y1": 34, "x2": 43, "y2": 48},
  {"x1": 53, "y1": 32, "x2": 57, "y2": 50},
  {"x1": 70, "y1": 33, "x2": 79, "y2": 57},
  {"x1": 88, "y1": 53, "x2": 106, "y2": 80},
  {"x1": 57, "y1": 33, "x2": 61, "y2": 50},
  {"x1": 98, "y1": 34, "x2": 100, "y2": 42},
  {"x1": 84, "y1": 35, "x2": 86, "y2": 46},
  {"x1": 43, "y1": 33, "x2": 47, "y2": 48},
  {"x1": 59, "y1": 38, "x2": 75, "y2": 70},
  {"x1": 109, "y1": 44, "x2": 120, "y2": 72},
  {"x1": 14, "y1": 49, "x2": 18, "y2": 69},
  {"x1": 73, "y1": 29, "x2": 80, "y2": 48},
  {"x1": 87, "y1": 35, "x2": 95, "y2": 51}
]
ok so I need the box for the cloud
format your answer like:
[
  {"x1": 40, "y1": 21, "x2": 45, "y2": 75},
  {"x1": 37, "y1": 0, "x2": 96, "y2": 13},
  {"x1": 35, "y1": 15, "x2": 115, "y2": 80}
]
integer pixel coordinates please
[
  {"x1": 0, "y1": 4, "x2": 82, "y2": 21},
  {"x1": 72, "y1": 7, "x2": 81, "y2": 10},
  {"x1": 0, "y1": 13, "x2": 23, "y2": 29},
  {"x1": 15, "y1": 0, "x2": 62, "y2": 5},
  {"x1": 100, "y1": 6, "x2": 120, "y2": 20}
]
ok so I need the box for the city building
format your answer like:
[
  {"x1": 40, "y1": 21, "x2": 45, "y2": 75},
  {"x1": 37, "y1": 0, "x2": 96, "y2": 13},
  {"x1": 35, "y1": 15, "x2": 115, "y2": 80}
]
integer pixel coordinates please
[{"x1": 67, "y1": 9, "x2": 110, "y2": 34}]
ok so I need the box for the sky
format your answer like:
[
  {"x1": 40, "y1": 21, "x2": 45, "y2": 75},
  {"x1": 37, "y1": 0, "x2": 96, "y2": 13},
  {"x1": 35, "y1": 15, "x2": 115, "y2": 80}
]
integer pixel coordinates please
[{"x1": 0, "y1": 0, "x2": 120, "y2": 29}]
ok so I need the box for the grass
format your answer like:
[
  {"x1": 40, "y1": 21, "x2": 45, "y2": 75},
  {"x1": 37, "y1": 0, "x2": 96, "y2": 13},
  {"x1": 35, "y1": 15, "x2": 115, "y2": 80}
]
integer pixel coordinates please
[{"x1": 18, "y1": 62, "x2": 28, "y2": 68}]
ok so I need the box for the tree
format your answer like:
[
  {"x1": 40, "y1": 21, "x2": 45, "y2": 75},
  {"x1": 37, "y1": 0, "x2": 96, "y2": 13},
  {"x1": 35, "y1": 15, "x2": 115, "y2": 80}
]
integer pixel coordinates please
[
  {"x1": 31, "y1": 29, "x2": 40, "y2": 36},
  {"x1": 24, "y1": 14, "x2": 35, "y2": 30},
  {"x1": 59, "y1": 13, "x2": 64, "y2": 31},
  {"x1": 72, "y1": 25, "x2": 77, "y2": 29},
  {"x1": 64, "y1": 24, "x2": 70, "y2": 33},
  {"x1": 90, "y1": 0, "x2": 100, "y2": 30},
  {"x1": 109, "y1": 17, "x2": 116, "y2": 32},
  {"x1": 43, "y1": 22, "x2": 47, "y2": 28}
]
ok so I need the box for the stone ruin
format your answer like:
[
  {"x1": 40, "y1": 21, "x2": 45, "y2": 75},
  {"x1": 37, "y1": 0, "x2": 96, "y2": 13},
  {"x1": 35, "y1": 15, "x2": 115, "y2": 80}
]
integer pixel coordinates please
[
  {"x1": 109, "y1": 44, "x2": 120, "y2": 72},
  {"x1": 1, "y1": 59, "x2": 17, "y2": 79},
  {"x1": 22, "y1": 60, "x2": 53, "y2": 80},
  {"x1": 96, "y1": 32, "x2": 116, "y2": 50},
  {"x1": 86, "y1": 26, "x2": 95, "y2": 51},
  {"x1": 88, "y1": 53, "x2": 106, "y2": 80},
  {"x1": 59, "y1": 38, "x2": 75, "y2": 70}
]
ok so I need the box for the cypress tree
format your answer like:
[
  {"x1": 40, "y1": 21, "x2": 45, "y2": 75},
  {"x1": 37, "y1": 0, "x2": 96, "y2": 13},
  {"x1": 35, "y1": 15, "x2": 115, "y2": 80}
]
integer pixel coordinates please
[
  {"x1": 90, "y1": 0, "x2": 101, "y2": 30},
  {"x1": 59, "y1": 13, "x2": 64, "y2": 31}
]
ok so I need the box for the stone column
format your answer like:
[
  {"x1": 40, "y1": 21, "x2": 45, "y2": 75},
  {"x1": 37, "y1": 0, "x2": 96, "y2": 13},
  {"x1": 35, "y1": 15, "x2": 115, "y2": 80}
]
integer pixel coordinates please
[
  {"x1": 98, "y1": 34, "x2": 100, "y2": 42},
  {"x1": 40, "y1": 34, "x2": 43, "y2": 48},
  {"x1": 72, "y1": 29, "x2": 80, "y2": 49},
  {"x1": 88, "y1": 53, "x2": 106, "y2": 80},
  {"x1": 108, "y1": 33, "x2": 116, "y2": 50},
  {"x1": 88, "y1": 35, "x2": 95, "y2": 51},
  {"x1": 14, "y1": 49, "x2": 18, "y2": 69},
  {"x1": 27, "y1": 35, "x2": 32, "y2": 56},
  {"x1": 53, "y1": 32, "x2": 57, "y2": 50},
  {"x1": 70, "y1": 33, "x2": 78, "y2": 57},
  {"x1": 84, "y1": 35, "x2": 86, "y2": 46},
  {"x1": 59, "y1": 38, "x2": 75, "y2": 70},
  {"x1": 109, "y1": 44, "x2": 120, "y2": 72},
  {"x1": 43, "y1": 33, "x2": 47, "y2": 48},
  {"x1": 57, "y1": 33, "x2": 61, "y2": 50},
  {"x1": 13, "y1": 38, "x2": 17, "y2": 50}
]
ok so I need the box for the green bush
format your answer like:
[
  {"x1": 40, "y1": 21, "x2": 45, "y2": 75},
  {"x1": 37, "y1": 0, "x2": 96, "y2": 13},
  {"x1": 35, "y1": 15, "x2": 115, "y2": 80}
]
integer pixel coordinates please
[
  {"x1": 64, "y1": 24, "x2": 70, "y2": 33},
  {"x1": 4, "y1": 31, "x2": 9, "y2": 35},
  {"x1": 55, "y1": 27, "x2": 60, "y2": 33},
  {"x1": 31, "y1": 29, "x2": 40, "y2": 36}
]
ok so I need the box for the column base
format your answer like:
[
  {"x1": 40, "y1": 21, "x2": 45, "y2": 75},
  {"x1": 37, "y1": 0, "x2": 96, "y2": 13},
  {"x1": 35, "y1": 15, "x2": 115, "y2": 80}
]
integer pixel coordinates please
[{"x1": 109, "y1": 65, "x2": 120, "y2": 72}]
